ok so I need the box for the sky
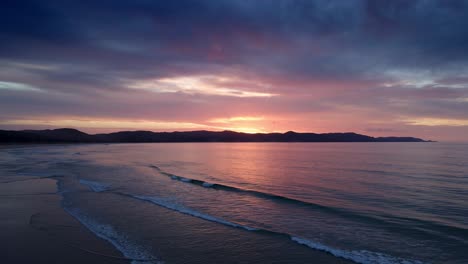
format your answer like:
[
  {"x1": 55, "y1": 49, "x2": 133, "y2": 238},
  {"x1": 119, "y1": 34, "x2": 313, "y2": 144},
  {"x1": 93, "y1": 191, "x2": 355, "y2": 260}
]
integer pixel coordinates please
[{"x1": 1, "y1": 0, "x2": 468, "y2": 141}]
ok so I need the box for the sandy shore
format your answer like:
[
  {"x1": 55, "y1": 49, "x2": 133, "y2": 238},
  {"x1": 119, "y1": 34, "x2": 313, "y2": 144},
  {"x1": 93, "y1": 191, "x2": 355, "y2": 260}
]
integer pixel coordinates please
[
  {"x1": 0, "y1": 144, "x2": 359, "y2": 264},
  {"x1": 0, "y1": 176, "x2": 128, "y2": 264},
  {"x1": 0, "y1": 175, "x2": 355, "y2": 264}
]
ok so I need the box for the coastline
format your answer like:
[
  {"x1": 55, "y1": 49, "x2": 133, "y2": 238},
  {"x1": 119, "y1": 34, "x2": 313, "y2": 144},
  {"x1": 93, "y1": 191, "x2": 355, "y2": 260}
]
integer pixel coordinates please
[
  {"x1": 0, "y1": 176, "x2": 129, "y2": 264},
  {"x1": 0, "y1": 173, "x2": 355, "y2": 264},
  {"x1": 2, "y1": 143, "x2": 461, "y2": 263}
]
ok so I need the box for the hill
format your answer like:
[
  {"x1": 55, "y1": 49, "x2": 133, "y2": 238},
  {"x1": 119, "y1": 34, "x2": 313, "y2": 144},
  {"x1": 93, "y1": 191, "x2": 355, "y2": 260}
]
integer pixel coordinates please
[{"x1": 0, "y1": 128, "x2": 430, "y2": 143}]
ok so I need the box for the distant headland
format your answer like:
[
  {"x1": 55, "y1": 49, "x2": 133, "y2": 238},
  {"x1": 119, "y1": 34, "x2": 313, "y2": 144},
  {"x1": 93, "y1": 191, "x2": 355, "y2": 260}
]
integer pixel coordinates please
[{"x1": 0, "y1": 128, "x2": 431, "y2": 143}]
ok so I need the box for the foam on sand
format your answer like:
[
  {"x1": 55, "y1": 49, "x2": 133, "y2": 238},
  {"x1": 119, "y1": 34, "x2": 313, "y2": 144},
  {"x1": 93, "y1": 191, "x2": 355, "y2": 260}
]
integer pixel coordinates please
[
  {"x1": 79, "y1": 179, "x2": 111, "y2": 192},
  {"x1": 64, "y1": 207, "x2": 161, "y2": 264},
  {"x1": 69, "y1": 175, "x2": 426, "y2": 264},
  {"x1": 56, "y1": 177, "x2": 161, "y2": 263}
]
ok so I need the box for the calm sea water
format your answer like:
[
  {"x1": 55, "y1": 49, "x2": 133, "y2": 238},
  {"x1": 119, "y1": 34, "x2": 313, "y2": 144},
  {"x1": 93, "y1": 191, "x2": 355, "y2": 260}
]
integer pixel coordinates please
[{"x1": 1, "y1": 143, "x2": 467, "y2": 263}]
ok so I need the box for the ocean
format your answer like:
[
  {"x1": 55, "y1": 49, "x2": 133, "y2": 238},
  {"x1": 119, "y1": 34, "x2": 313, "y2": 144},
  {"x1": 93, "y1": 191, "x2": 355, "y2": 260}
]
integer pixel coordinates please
[{"x1": 1, "y1": 142, "x2": 467, "y2": 264}]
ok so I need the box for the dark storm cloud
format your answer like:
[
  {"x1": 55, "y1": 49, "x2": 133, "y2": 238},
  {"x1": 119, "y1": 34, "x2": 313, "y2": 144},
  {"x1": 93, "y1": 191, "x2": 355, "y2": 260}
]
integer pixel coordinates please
[{"x1": 3, "y1": 0, "x2": 468, "y2": 82}]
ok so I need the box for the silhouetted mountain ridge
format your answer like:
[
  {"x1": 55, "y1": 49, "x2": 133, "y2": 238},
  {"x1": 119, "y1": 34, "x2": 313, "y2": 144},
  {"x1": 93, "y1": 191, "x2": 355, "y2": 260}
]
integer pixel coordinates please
[{"x1": 0, "y1": 128, "x2": 430, "y2": 143}]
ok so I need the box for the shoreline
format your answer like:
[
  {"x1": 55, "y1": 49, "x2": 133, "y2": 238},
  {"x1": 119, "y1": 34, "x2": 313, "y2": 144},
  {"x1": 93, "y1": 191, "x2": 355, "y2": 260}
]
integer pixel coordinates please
[
  {"x1": 0, "y1": 176, "x2": 129, "y2": 264},
  {"x1": 0, "y1": 173, "x2": 355, "y2": 264},
  {"x1": 1, "y1": 143, "x2": 443, "y2": 264}
]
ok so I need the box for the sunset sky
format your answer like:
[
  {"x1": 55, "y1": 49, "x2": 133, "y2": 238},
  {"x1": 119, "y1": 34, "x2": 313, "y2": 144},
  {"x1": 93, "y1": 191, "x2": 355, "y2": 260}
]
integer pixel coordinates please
[{"x1": 1, "y1": 0, "x2": 468, "y2": 141}]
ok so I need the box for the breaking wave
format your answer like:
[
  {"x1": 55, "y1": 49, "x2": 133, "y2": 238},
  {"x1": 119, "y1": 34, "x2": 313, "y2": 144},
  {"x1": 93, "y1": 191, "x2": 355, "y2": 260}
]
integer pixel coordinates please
[
  {"x1": 64, "y1": 207, "x2": 161, "y2": 264},
  {"x1": 117, "y1": 190, "x2": 425, "y2": 264},
  {"x1": 79, "y1": 179, "x2": 111, "y2": 192}
]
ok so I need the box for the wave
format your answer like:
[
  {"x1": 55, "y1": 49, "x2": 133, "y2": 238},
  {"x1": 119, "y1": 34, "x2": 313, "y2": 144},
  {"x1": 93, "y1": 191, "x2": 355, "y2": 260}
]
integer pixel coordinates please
[
  {"x1": 118, "y1": 191, "x2": 424, "y2": 264},
  {"x1": 149, "y1": 165, "x2": 371, "y2": 218},
  {"x1": 55, "y1": 178, "x2": 161, "y2": 264},
  {"x1": 64, "y1": 207, "x2": 161, "y2": 264},
  {"x1": 148, "y1": 165, "x2": 468, "y2": 241},
  {"x1": 125, "y1": 193, "x2": 257, "y2": 231},
  {"x1": 291, "y1": 237, "x2": 424, "y2": 264},
  {"x1": 58, "y1": 173, "x2": 426, "y2": 264},
  {"x1": 79, "y1": 179, "x2": 111, "y2": 192}
]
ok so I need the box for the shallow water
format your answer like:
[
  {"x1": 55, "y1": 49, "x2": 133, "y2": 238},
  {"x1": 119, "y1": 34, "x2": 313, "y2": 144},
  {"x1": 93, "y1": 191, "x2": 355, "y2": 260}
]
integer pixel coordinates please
[{"x1": 1, "y1": 142, "x2": 467, "y2": 263}]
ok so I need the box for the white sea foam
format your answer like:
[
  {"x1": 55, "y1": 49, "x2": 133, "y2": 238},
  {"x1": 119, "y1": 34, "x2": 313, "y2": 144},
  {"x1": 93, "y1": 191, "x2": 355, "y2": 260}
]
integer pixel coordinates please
[
  {"x1": 202, "y1": 182, "x2": 214, "y2": 188},
  {"x1": 132, "y1": 195, "x2": 258, "y2": 231},
  {"x1": 179, "y1": 177, "x2": 192, "y2": 182},
  {"x1": 79, "y1": 179, "x2": 111, "y2": 192},
  {"x1": 291, "y1": 237, "x2": 424, "y2": 264},
  {"x1": 64, "y1": 207, "x2": 161, "y2": 264},
  {"x1": 70, "y1": 176, "x2": 426, "y2": 264},
  {"x1": 131, "y1": 195, "x2": 424, "y2": 264}
]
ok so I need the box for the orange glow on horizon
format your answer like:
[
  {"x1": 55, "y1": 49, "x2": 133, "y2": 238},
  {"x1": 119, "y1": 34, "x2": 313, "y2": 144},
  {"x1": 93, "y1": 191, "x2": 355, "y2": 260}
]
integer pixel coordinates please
[{"x1": 0, "y1": 117, "x2": 268, "y2": 134}]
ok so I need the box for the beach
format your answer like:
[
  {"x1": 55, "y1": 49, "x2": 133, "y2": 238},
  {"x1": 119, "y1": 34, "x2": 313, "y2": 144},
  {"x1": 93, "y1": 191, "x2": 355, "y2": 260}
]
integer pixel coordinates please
[
  {"x1": 0, "y1": 176, "x2": 127, "y2": 264},
  {"x1": 2, "y1": 2, "x2": 467, "y2": 263},
  {"x1": 0, "y1": 149, "x2": 354, "y2": 264},
  {"x1": 1, "y1": 143, "x2": 467, "y2": 263}
]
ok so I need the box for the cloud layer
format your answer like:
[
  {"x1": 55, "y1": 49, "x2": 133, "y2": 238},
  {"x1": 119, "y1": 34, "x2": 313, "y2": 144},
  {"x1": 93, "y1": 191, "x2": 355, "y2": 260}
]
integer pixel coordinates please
[{"x1": 1, "y1": 0, "x2": 468, "y2": 140}]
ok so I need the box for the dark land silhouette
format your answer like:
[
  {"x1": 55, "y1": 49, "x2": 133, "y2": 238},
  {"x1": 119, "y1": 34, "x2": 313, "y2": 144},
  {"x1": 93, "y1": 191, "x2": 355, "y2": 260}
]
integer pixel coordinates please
[{"x1": 0, "y1": 128, "x2": 430, "y2": 143}]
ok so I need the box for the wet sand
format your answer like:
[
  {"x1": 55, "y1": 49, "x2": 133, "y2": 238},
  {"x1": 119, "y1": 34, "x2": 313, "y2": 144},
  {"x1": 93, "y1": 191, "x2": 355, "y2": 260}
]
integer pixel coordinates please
[
  {"x1": 0, "y1": 169, "x2": 353, "y2": 264},
  {"x1": 0, "y1": 176, "x2": 128, "y2": 264}
]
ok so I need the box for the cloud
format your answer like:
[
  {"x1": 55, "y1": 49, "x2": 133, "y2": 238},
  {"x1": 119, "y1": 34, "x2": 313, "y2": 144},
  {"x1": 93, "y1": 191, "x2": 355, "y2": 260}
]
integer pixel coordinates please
[
  {"x1": 0, "y1": 81, "x2": 42, "y2": 92},
  {"x1": 209, "y1": 116, "x2": 265, "y2": 124},
  {"x1": 401, "y1": 118, "x2": 468, "y2": 127},
  {"x1": 128, "y1": 75, "x2": 277, "y2": 97},
  {"x1": 1, "y1": 0, "x2": 468, "y2": 140},
  {"x1": 0, "y1": 118, "x2": 213, "y2": 131}
]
